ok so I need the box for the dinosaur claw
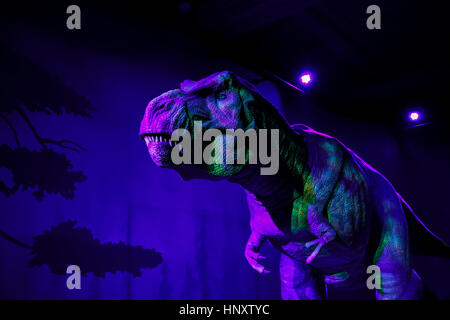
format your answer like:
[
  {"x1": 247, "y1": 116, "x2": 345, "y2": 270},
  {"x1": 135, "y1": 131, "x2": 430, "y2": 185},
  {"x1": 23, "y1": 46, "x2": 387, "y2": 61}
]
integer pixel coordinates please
[
  {"x1": 245, "y1": 232, "x2": 271, "y2": 275},
  {"x1": 304, "y1": 233, "x2": 333, "y2": 264},
  {"x1": 261, "y1": 267, "x2": 272, "y2": 274},
  {"x1": 305, "y1": 240, "x2": 325, "y2": 264},
  {"x1": 304, "y1": 238, "x2": 321, "y2": 249}
]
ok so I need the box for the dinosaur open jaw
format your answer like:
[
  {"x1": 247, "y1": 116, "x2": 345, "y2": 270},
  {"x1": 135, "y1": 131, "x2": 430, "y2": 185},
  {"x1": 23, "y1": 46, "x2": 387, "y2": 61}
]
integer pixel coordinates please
[
  {"x1": 141, "y1": 133, "x2": 175, "y2": 167},
  {"x1": 142, "y1": 133, "x2": 175, "y2": 146}
]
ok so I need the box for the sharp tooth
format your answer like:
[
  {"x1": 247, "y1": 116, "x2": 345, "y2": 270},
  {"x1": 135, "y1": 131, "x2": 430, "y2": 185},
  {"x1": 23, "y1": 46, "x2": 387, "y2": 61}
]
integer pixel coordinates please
[{"x1": 145, "y1": 137, "x2": 149, "y2": 146}]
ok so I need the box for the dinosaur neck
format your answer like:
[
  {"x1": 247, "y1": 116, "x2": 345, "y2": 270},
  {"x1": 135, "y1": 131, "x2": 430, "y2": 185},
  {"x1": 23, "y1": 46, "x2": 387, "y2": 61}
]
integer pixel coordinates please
[{"x1": 227, "y1": 112, "x2": 308, "y2": 211}]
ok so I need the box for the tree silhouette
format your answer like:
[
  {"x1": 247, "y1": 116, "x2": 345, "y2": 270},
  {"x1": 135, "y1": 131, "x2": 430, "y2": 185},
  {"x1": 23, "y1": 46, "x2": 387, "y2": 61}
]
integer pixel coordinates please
[
  {"x1": 0, "y1": 44, "x2": 163, "y2": 278},
  {"x1": 0, "y1": 44, "x2": 93, "y2": 117},
  {"x1": 0, "y1": 44, "x2": 92, "y2": 201},
  {"x1": 0, "y1": 145, "x2": 86, "y2": 200},
  {"x1": 30, "y1": 221, "x2": 162, "y2": 277}
]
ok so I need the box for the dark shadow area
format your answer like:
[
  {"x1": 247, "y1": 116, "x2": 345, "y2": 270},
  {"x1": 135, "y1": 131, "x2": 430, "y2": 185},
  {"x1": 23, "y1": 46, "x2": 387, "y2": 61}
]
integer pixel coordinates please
[
  {"x1": 0, "y1": 45, "x2": 94, "y2": 117},
  {"x1": 30, "y1": 220, "x2": 163, "y2": 277},
  {"x1": 0, "y1": 44, "x2": 93, "y2": 200},
  {"x1": 0, "y1": 145, "x2": 86, "y2": 200},
  {"x1": 0, "y1": 44, "x2": 163, "y2": 280}
]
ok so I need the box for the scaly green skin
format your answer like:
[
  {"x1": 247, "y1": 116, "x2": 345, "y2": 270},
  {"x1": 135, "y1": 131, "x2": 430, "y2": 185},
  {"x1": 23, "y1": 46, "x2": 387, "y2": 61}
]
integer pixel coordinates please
[{"x1": 140, "y1": 71, "x2": 430, "y2": 299}]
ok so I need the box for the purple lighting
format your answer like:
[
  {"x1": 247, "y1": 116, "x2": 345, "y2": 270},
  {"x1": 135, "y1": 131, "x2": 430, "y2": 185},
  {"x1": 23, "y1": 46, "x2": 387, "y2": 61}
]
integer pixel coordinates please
[
  {"x1": 299, "y1": 72, "x2": 313, "y2": 85},
  {"x1": 408, "y1": 111, "x2": 421, "y2": 122}
]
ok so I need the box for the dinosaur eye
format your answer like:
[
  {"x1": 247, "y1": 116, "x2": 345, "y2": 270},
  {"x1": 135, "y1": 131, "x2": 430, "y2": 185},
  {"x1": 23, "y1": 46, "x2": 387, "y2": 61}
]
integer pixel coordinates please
[{"x1": 217, "y1": 92, "x2": 227, "y2": 101}]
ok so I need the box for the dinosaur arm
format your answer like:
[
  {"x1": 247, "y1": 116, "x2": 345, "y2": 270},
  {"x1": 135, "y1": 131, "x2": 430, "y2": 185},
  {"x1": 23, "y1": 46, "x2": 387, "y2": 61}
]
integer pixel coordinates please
[
  {"x1": 297, "y1": 134, "x2": 346, "y2": 262},
  {"x1": 244, "y1": 231, "x2": 271, "y2": 274},
  {"x1": 300, "y1": 135, "x2": 344, "y2": 236},
  {"x1": 244, "y1": 191, "x2": 281, "y2": 274}
]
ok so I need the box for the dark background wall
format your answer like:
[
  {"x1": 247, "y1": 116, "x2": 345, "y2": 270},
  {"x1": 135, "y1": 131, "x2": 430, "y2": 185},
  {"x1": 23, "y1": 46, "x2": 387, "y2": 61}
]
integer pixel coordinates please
[
  {"x1": 0, "y1": 16, "x2": 286, "y2": 299},
  {"x1": 0, "y1": 2, "x2": 449, "y2": 299}
]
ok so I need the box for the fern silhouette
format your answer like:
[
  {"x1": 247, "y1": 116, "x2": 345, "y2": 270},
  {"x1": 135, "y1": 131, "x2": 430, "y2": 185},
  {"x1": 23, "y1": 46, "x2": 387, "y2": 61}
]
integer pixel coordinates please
[
  {"x1": 0, "y1": 45, "x2": 94, "y2": 117},
  {"x1": 0, "y1": 44, "x2": 93, "y2": 200},
  {"x1": 0, "y1": 44, "x2": 163, "y2": 279},
  {"x1": 0, "y1": 145, "x2": 86, "y2": 200},
  {"x1": 30, "y1": 220, "x2": 163, "y2": 277}
]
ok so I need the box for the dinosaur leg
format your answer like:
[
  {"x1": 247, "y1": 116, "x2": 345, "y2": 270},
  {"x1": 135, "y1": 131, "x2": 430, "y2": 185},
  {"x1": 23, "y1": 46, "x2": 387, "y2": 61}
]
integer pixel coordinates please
[
  {"x1": 371, "y1": 174, "x2": 423, "y2": 300},
  {"x1": 324, "y1": 254, "x2": 375, "y2": 300},
  {"x1": 374, "y1": 242, "x2": 423, "y2": 300},
  {"x1": 280, "y1": 253, "x2": 325, "y2": 300}
]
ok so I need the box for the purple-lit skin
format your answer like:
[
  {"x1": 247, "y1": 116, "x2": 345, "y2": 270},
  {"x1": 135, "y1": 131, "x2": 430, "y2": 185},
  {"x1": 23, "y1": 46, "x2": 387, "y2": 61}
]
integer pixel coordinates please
[{"x1": 139, "y1": 71, "x2": 448, "y2": 300}]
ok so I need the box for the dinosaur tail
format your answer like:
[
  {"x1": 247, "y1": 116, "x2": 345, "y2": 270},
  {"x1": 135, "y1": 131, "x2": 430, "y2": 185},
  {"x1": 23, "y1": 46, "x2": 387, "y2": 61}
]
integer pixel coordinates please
[{"x1": 400, "y1": 196, "x2": 450, "y2": 258}]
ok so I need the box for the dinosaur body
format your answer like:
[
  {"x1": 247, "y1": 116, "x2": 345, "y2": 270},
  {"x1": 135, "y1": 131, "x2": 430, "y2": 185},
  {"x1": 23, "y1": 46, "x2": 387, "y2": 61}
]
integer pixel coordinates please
[{"x1": 139, "y1": 71, "x2": 448, "y2": 299}]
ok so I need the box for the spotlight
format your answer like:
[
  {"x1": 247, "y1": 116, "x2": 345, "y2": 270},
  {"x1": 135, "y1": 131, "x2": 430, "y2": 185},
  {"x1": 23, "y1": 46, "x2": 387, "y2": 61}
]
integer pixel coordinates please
[
  {"x1": 408, "y1": 111, "x2": 421, "y2": 122},
  {"x1": 299, "y1": 72, "x2": 313, "y2": 85}
]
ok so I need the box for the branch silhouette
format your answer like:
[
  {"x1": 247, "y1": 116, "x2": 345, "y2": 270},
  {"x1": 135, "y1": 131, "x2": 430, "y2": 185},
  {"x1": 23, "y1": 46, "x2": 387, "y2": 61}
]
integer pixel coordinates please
[
  {"x1": 0, "y1": 228, "x2": 32, "y2": 249},
  {"x1": 0, "y1": 144, "x2": 86, "y2": 200},
  {"x1": 0, "y1": 45, "x2": 94, "y2": 117},
  {"x1": 0, "y1": 114, "x2": 20, "y2": 147},
  {"x1": 0, "y1": 45, "x2": 92, "y2": 201},
  {"x1": 16, "y1": 107, "x2": 86, "y2": 153},
  {"x1": 30, "y1": 221, "x2": 163, "y2": 277},
  {"x1": 0, "y1": 44, "x2": 163, "y2": 279}
]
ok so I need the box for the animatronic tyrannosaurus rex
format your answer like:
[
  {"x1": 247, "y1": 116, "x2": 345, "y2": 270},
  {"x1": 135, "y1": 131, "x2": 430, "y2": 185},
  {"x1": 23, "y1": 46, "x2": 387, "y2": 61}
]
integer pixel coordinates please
[{"x1": 139, "y1": 71, "x2": 449, "y2": 300}]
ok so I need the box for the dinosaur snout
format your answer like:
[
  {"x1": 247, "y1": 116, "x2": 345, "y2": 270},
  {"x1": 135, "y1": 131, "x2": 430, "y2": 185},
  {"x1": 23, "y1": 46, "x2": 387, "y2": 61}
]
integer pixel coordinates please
[
  {"x1": 139, "y1": 89, "x2": 186, "y2": 167},
  {"x1": 139, "y1": 89, "x2": 185, "y2": 137}
]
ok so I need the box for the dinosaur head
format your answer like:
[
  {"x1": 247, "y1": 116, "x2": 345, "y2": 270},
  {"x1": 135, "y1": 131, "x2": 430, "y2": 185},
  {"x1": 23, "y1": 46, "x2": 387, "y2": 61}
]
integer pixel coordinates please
[{"x1": 139, "y1": 71, "x2": 281, "y2": 180}]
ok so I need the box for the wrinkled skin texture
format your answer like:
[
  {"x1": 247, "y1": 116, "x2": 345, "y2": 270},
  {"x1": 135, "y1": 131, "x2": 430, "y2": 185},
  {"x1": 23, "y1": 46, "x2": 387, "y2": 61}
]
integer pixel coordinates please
[{"x1": 139, "y1": 71, "x2": 445, "y2": 299}]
